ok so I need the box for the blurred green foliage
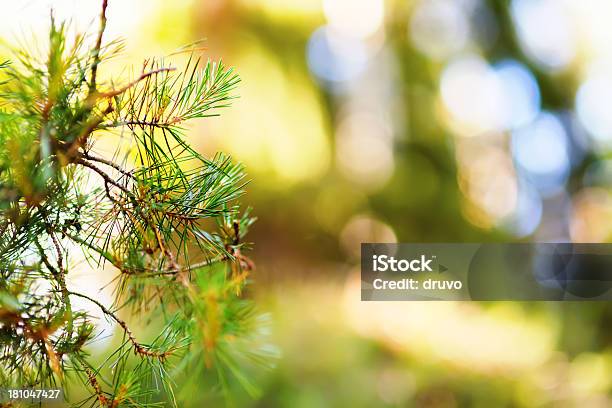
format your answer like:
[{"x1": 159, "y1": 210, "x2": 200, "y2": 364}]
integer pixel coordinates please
[{"x1": 141, "y1": 1, "x2": 612, "y2": 406}]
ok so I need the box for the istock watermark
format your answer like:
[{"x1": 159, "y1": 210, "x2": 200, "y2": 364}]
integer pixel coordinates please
[
  {"x1": 372, "y1": 254, "x2": 434, "y2": 272},
  {"x1": 361, "y1": 243, "x2": 612, "y2": 301}
]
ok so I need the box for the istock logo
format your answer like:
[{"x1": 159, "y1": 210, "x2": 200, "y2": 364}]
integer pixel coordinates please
[{"x1": 372, "y1": 254, "x2": 434, "y2": 272}]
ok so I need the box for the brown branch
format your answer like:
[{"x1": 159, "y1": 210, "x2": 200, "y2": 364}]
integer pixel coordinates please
[
  {"x1": 89, "y1": 0, "x2": 109, "y2": 93},
  {"x1": 85, "y1": 367, "x2": 108, "y2": 407},
  {"x1": 48, "y1": 228, "x2": 64, "y2": 275},
  {"x1": 65, "y1": 227, "x2": 223, "y2": 277},
  {"x1": 100, "y1": 116, "x2": 184, "y2": 129},
  {"x1": 37, "y1": 206, "x2": 73, "y2": 338},
  {"x1": 165, "y1": 211, "x2": 199, "y2": 221},
  {"x1": 82, "y1": 152, "x2": 136, "y2": 180},
  {"x1": 68, "y1": 291, "x2": 173, "y2": 360},
  {"x1": 75, "y1": 158, "x2": 133, "y2": 197},
  {"x1": 121, "y1": 255, "x2": 226, "y2": 276},
  {"x1": 98, "y1": 67, "x2": 175, "y2": 99},
  {"x1": 34, "y1": 238, "x2": 59, "y2": 276}
]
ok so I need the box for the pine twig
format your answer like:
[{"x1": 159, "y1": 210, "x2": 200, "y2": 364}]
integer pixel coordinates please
[{"x1": 68, "y1": 291, "x2": 174, "y2": 360}]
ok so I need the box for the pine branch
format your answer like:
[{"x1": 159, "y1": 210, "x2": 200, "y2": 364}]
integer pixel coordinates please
[
  {"x1": 0, "y1": 1, "x2": 273, "y2": 404},
  {"x1": 107, "y1": 57, "x2": 239, "y2": 131},
  {"x1": 67, "y1": 291, "x2": 173, "y2": 359}
]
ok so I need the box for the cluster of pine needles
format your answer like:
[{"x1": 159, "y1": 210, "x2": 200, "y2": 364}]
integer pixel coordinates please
[{"x1": 0, "y1": 1, "x2": 275, "y2": 406}]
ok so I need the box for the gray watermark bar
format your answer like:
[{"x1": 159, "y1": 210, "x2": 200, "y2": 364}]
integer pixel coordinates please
[{"x1": 361, "y1": 243, "x2": 612, "y2": 301}]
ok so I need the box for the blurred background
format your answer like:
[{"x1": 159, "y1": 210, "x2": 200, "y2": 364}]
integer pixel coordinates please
[{"x1": 5, "y1": 0, "x2": 612, "y2": 406}]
